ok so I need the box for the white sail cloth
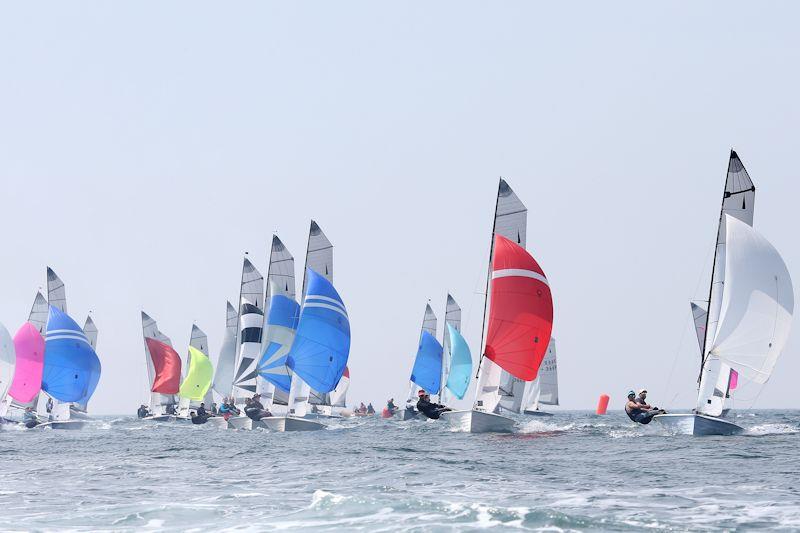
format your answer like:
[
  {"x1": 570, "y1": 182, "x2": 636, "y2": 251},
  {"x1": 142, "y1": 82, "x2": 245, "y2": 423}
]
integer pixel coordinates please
[{"x1": 707, "y1": 215, "x2": 794, "y2": 384}]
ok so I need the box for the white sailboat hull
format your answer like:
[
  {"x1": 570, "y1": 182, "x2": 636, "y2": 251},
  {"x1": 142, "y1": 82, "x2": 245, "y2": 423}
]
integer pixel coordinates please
[
  {"x1": 522, "y1": 409, "x2": 554, "y2": 417},
  {"x1": 142, "y1": 414, "x2": 177, "y2": 423},
  {"x1": 652, "y1": 413, "x2": 744, "y2": 436},
  {"x1": 227, "y1": 416, "x2": 267, "y2": 430},
  {"x1": 262, "y1": 416, "x2": 325, "y2": 432},
  {"x1": 439, "y1": 409, "x2": 515, "y2": 433}
]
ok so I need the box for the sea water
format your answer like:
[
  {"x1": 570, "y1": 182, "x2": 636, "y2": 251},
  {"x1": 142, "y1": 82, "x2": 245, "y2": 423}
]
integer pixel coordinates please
[{"x1": 1, "y1": 410, "x2": 798, "y2": 531}]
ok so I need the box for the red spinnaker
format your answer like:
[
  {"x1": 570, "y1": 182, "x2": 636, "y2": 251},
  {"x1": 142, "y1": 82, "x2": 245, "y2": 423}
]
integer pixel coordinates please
[
  {"x1": 484, "y1": 235, "x2": 553, "y2": 381},
  {"x1": 145, "y1": 337, "x2": 182, "y2": 394}
]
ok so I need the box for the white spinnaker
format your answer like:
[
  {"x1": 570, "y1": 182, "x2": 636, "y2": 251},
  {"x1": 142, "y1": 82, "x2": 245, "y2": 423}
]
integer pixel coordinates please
[
  {"x1": 0, "y1": 323, "x2": 16, "y2": 404},
  {"x1": 709, "y1": 216, "x2": 793, "y2": 385},
  {"x1": 231, "y1": 258, "x2": 264, "y2": 405},
  {"x1": 407, "y1": 304, "x2": 438, "y2": 404},
  {"x1": 441, "y1": 294, "x2": 462, "y2": 404},
  {"x1": 212, "y1": 302, "x2": 238, "y2": 400},
  {"x1": 521, "y1": 338, "x2": 559, "y2": 411},
  {"x1": 258, "y1": 236, "x2": 296, "y2": 407},
  {"x1": 697, "y1": 152, "x2": 756, "y2": 415},
  {"x1": 141, "y1": 311, "x2": 174, "y2": 412},
  {"x1": 46, "y1": 267, "x2": 67, "y2": 313},
  {"x1": 29, "y1": 292, "x2": 48, "y2": 335},
  {"x1": 288, "y1": 221, "x2": 333, "y2": 415},
  {"x1": 189, "y1": 324, "x2": 213, "y2": 407},
  {"x1": 477, "y1": 178, "x2": 528, "y2": 413}
]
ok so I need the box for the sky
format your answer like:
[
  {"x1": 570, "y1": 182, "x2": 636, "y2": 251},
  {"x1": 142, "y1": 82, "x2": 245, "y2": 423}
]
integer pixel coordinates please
[{"x1": 1, "y1": 2, "x2": 799, "y2": 415}]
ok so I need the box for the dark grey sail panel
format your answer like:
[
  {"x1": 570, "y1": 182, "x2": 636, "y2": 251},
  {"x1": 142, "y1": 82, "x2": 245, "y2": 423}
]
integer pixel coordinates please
[
  {"x1": 190, "y1": 324, "x2": 208, "y2": 354},
  {"x1": 422, "y1": 304, "x2": 437, "y2": 339},
  {"x1": 241, "y1": 258, "x2": 265, "y2": 311},
  {"x1": 690, "y1": 302, "x2": 708, "y2": 355},
  {"x1": 494, "y1": 178, "x2": 527, "y2": 247},
  {"x1": 267, "y1": 235, "x2": 296, "y2": 301}
]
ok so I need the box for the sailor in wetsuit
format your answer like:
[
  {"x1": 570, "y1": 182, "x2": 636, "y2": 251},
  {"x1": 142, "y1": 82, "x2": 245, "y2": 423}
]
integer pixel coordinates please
[
  {"x1": 137, "y1": 404, "x2": 150, "y2": 419},
  {"x1": 416, "y1": 390, "x2": 452, "y2": 420},
  {"x1": 625, "y1": 390, "x2": 665, "y2": 424}
]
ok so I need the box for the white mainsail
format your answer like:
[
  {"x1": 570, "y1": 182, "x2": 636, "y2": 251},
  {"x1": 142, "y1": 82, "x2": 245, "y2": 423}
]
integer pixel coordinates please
[
  {"x1": 440, "y1": 294, "x2": 462, "y2": 404},
  {"x1": 141, "y1": 311, "x2": 175, "y2": 414},
  {"x1": 696, "y1": 151, "x2": 757, "y2": 416},
  {"x1": 288, "y1": 221, "x2": 333, "y2": 417},
  {"x1": 212, "y1": 301, "x2": 238, "y2": 401},
  {"x1": 232, "y1": 257, "x2": 265, "y2": 406}
]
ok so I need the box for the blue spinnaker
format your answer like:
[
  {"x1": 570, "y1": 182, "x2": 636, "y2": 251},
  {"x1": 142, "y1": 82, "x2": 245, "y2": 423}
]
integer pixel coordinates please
[
  {"x1": 445, "y1": 323, "x2": 472, "y2": 399},
  {"x1": 42, "y1": 306, "x2": 101, "y2": 403},
  {"x1": 257, "y1": 294, "x2": 300, "y2": 393},
  {"x1": 410, "y1": 330, "x2": 443, "y2": 394},
  {"x1": 286, "y1": 269, "x2": 350, "y2": 393}
]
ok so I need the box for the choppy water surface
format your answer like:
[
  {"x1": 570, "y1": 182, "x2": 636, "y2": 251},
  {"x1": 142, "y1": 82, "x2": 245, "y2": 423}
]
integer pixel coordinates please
[{"x1": 1, "y1": 410, "x2": 799, "y2": 531}]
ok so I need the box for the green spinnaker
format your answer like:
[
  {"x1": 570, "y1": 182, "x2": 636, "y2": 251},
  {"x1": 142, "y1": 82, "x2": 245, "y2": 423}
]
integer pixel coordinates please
[{"x1": 179, "y1": 346, "x2": 213, "y2": 401}]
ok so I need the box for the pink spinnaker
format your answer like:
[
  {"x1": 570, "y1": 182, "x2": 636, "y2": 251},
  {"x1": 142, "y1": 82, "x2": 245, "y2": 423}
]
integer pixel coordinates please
[
  {"x1": 9, "y1": 322, "x2": 45, "y2": 403},
  {"x1": 728, "y1": 369, "x2": 739, "y2": 392}
]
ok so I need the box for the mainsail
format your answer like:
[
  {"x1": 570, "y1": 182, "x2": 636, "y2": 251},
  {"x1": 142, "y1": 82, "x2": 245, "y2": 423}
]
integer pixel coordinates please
[
  {"x1": 329, "y1": 366, "x2": 350, "y2": 407},
  {"x1": 690, "y1": 302, "x2": 708, "y2": 355},
  {"x1": 696, "y1": 151, "x2": 757, "y2": 416},
  {"x1": 212, "y1": 302, "x2": 238, "y2": 400},
  {"x1": 258, "y1": 235, "x2": 299, "y2": 408},
  {"x1": 46, "y1": 267, "x2": 67, "y2": 313},
  {"x1": 41, "y1": 307, "x2": 101, "y2": 405},
  {"x1": 0, "y1": 324, "x2": 16, "y2": 405},
  {"x1": 231, "y1": 258, "x2": 264, "y2": 404},
  {"x1": 28, "y1": 292, "x2": 48, "y2": 335},
  {"x1": 286, "y1": 269, "x2": 350, "y2": 395},
  {"x1": 521, "y1": 338, "x2": 559, "y2": 411}
]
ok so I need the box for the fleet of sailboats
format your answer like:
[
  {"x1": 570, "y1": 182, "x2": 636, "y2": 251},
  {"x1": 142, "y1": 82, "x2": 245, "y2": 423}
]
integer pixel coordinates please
[{"x1": 1, "y1": 153, "x2": 794, "y2": 437}]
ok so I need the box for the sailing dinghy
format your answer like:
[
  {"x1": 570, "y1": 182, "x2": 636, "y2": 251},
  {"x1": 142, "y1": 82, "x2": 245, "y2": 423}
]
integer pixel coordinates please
[
  {"x1": 39, "y1": 306, "x2": 101, "y2": 429},
  {"x1": 141, "y1": 312, "x2": 182, "y2": 422},
  {"x1": 402, "y1": 304, "x2": 443, "y2": 420},
  {"x1": 441, "y1": 179, "x2": 554, "y2": 433},
  {"x1": 263, "y1": 268, "x2": 351, "y2": 432},
  {"x1": 0, "y1": 323, "x2": 44, "y2": 425},
  {"x1": 228, "y1": 257, "x2": 266, "y2": 430},
  {"x1": 654, "y1": 151, "x2": 793, "y2": 435}
]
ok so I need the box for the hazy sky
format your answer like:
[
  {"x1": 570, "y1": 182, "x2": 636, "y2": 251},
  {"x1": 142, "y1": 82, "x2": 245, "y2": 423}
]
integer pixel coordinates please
[{"x1": 1, "y1": 3, "x2": 799, "y2": 415}]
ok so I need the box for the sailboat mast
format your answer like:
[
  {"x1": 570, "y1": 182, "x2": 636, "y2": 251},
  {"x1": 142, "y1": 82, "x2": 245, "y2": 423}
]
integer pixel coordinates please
[{"x1": 475, "y1": 178, "x2": 503, "y2": 376}]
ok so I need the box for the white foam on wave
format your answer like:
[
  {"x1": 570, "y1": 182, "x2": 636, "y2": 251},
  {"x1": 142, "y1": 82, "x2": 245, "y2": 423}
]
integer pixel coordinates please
[
  {"x1": 745, "y1": 423, "x2": 800, "y2": 436},
  {"x1": 309, "y1": 489, "x2": 347, "y2": 508},
  {"x1": 517, "y1": 419, "x2": 575, "y2": 434}
]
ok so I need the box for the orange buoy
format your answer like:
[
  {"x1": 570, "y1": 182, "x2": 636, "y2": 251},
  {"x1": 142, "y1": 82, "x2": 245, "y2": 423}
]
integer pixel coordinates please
[{"x1": 596, "y1": 394, "x2": 610, "y2": 415}]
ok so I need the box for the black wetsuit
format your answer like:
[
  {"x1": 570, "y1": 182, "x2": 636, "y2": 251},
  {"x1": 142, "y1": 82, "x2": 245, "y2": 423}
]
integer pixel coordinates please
[
  {"x1": 626, "y1": 402, "x2": 660, "y2": 425},
  {"x1": 416, "y1": 398, "x2": 451, "y2": 420},
  {"x1": 192, "y1": 406, "x2": 209, "y2": 424},
  {"x1": 245, "y1": 400, "x2": 271, "y2": 421},
  {"x1": 137, "y1": 406, "x2": 149, "y2": 419}
]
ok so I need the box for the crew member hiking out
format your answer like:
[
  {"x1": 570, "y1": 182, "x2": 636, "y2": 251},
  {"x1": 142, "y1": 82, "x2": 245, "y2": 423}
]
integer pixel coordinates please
[
  {"x1": 625, "y1": 390, "x2": 665, "y2": 425},
  {"x1": 416, "y1": 390, "x2": 452, "y2": 420}
]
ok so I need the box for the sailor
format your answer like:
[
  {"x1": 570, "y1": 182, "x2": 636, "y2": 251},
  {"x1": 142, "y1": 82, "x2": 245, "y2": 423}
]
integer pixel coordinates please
[
  {"x1": 416, "y1": 390, "x2": 452, "y2": 420},
  {"x1": 23, "y1": 407, "x2": 38, "y2": 429},
  {"x1": 636, "y1": 389, "x2": 654, "y2": 409},
  {"x1": 386, "y1": 398, "x2": 398, "y2": 415},
  {"x1": 165, "y1": 403, "x2": 177, "y2": 415},
  {"x1": 46, "y1": 397, "x2": 53, "y2": 413},
  {"x1": 137, "y1": 404, "x2": 150, "y2": 418},
  {"x1": 191, "y1": 403, "x2": 210, "y2": 424},
  {"x1": 366, "y1": 403, "x2": 375, "y2": 415},
  {"x1": 196, "y1": 403, "x2": 209, "y2": 419},
  {"x1": 245, "y1": 393, "x2": 272, "y2": 420},
  {"x1": 625, "y1": 390, "x2": 664, "y2": 425}
]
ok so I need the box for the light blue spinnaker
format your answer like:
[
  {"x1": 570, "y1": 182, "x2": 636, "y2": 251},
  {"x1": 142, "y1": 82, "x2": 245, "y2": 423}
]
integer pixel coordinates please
[
  {"x1": 444, "y1": 323, "x2": 472, "y2": 399},
  {"x1": 286, "y1": 269, "x2": 350, "y2": 393},
  {"x1": 41, "y1": 306, "x2": 101, "y2": 403},
  {"x1": 410, "y1": 330, "x2": 443, "y2": 394},
  {"x1": 257, "y1": 294, "x2": 300, "y2": 393}
]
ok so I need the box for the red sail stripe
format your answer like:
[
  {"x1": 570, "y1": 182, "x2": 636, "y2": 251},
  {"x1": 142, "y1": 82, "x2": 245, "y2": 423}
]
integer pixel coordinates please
[
  {"x1": 145, "y1": 337, "x2": 182, "y2": 394},
  {"x1": 484, "y1": 235, "x2": 553, "y2": 381}
]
